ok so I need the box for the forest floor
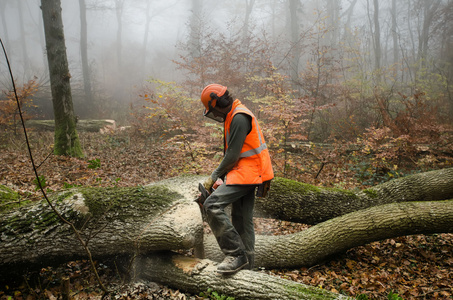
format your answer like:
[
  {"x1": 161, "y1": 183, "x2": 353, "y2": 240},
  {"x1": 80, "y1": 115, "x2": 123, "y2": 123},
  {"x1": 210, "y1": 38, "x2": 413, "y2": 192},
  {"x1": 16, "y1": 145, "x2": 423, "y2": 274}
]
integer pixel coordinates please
[{"x1": 0, "y1": 131, "x2": 452, "y2": 300}]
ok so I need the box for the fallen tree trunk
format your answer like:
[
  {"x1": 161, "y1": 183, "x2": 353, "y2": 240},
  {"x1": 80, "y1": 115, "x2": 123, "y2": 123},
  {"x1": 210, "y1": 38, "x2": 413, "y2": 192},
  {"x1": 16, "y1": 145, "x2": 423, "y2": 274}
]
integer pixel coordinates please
[
  {"x1": 136, "y1": 253, "x2": 351, "y2": 300},
  {"x1": 1, "y1": 172, "x2": 453, "y2": 299},
  {"x1": 2, "y1": 176, "x2": 452, "y2": 270},
  {"x1": 25, "y1": 119, "x2": 117, "y2": 132},
  {"x1": 0, "y1": 184, "x2": 203, "y2": 268},
  {"x1": 204, "y1": 200, "x2": 453, "y2": 268},
  {"x1": 258, "y1": 167, "x2": 453, "y2": 224}
]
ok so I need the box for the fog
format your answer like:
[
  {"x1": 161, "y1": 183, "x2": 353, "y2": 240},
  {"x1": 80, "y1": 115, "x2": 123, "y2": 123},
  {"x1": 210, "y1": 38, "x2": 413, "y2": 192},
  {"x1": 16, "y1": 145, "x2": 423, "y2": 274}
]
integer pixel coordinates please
[
  {"x1": 1, "y1": 1, "x2": 193, "y2": 96},
  {"x1": 0, "y1": 0, "x2": 452, "y2": 122}
]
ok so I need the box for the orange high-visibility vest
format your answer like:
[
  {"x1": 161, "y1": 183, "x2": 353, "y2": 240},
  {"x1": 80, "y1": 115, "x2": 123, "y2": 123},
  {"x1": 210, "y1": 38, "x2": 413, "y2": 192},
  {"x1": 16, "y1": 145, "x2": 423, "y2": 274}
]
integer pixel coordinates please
[{"x1": 224, "y1": 99, "x2": 274, "y2": 185}]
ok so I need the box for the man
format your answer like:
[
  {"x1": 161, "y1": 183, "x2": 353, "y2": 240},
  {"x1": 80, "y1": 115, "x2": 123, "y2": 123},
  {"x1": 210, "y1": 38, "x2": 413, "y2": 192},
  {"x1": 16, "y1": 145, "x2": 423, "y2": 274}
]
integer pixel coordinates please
[{"x1": 200, "y1": 83, "x2": 274, "y2": 275}]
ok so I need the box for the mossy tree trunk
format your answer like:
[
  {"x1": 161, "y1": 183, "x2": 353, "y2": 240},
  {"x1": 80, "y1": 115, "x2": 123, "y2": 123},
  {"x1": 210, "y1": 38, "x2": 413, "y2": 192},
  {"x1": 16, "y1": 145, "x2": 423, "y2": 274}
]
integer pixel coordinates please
[
  {"x1": 1, "y1": 170, "x2": 452, "y2": 299},
  {"x1": 137, "y1": 253, "x2": 351, "y2": 300},
  {"x1": 0, "y1": 185, "x2": 203, "y2": 269},
  {"x1": 41, "y1": 0, "x2": 83, "y2": 157},
  {"x1": 257, "y1": 168, "x2": 453, "y2": 224},
  {"x1": 0, "y1": 185, "x2": 20, "y2": 211},
  {"x1": 1, "y1": 171, "x2": 453, "y2": 269},
  {"x1": 204, "y1": 200, "x2": 453, "y2": 268}
]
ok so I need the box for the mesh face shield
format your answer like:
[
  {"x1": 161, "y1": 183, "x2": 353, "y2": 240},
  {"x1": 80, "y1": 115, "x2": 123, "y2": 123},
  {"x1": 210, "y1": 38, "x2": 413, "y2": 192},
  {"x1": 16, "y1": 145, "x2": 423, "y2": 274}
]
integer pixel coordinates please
[{"x1": 203, "y1": 100, "x2": 226, "y2": 122}]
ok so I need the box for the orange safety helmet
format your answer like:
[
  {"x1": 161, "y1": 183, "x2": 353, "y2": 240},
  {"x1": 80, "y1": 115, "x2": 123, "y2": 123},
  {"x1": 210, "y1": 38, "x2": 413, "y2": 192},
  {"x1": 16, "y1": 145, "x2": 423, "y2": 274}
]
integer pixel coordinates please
[{"x1": 200, "y1": 84, "x2": 227, "y2": 111}]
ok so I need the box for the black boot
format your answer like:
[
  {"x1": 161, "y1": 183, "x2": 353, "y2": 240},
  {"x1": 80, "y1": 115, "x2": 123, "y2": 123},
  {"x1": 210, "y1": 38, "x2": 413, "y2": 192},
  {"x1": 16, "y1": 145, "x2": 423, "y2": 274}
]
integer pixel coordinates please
[{"x1": 217, "y1": 254, "x2": 249, "y2": 275}]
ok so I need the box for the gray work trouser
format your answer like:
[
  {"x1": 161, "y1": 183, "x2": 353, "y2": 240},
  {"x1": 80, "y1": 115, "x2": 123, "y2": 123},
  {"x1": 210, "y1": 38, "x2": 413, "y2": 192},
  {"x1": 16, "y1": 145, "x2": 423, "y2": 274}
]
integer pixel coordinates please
[{"x1": 203, "y1": 183, "x2": 256, "y2": 258}]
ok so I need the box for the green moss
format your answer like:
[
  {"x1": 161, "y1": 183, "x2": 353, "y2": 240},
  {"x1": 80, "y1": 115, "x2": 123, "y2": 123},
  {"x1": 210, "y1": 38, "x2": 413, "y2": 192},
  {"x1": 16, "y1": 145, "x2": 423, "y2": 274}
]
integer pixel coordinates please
[
  {"x1": 1, "y1": 212, "x2": 34, "y2": 236},
  {"x1": 362, "y1": 188, "x2": 379, "y2": 198},
  {"x1": 329, "y1": 187, "x2": 357, "y2": 197},
  {"x1": 274, "y1": 177, "x2": 357, "y2": 198},
  {"x1": 2, "y1": 191, "x2": 69, "y2": 236},
  {"x1": 0, "y1": 185, "x2": 33, "y2": 213},
  {"x1": 273, "y1": 177, "x2": 322, "y2": 195},
  {"x1": 0, "y1": 185, "x2": 19, "y2": 201},
  {"x1": 36, "y1": 211, "x2": 61, "y2": 229},
  {"x1": 54, "y1": 120, "x2": 84, "y2": 158},
  {"x1": 1, "y1": 185, "x2": 182, "y2": 239},
  {"x1": 79, "y1": 185, "x2": 182, "y2": 220}
]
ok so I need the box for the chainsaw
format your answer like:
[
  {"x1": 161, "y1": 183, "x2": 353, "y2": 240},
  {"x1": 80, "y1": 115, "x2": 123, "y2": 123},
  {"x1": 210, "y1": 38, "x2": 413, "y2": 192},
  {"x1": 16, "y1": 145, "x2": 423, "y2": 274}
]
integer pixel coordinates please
[{"x1": 195, "y1": 179, "x2": 223, "y2": 209}]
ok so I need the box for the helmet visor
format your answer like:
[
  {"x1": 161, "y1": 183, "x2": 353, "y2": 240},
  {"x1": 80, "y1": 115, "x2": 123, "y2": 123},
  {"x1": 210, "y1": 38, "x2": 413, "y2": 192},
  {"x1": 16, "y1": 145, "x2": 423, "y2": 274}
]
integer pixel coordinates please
[{"x1": 203, "y1": 107, "x2": 226, "y2": 123}]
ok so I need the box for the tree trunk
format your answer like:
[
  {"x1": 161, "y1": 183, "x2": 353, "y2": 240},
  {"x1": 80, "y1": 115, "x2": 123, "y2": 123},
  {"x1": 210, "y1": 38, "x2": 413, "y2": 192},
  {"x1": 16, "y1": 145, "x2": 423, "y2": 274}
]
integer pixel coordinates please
[
  {"x1": 41, "y1": 0, "x2": 83, "y2": 157},
  {"x1": 367, "y1": 0, "x2": 381, "y2": 82},
  {"x1": 257, "y1": 167, "x2": 453, "y2": 224},
  {"x1": 189, "y1": 0, "x2": 202, "y2": 59},
  {"x1": 373, "y1": 0, "x2": 381, "y2": 72},
  {"x1": 0, "y1": 1, "x2": 11, "y2": 56},
  {"x1": 391, "y1": 0, "x2": 398, "y2": 66},
  {"x1": 418, "y1": 0, "x2": 441, "y2": 66},
  {"x1": 113, "y1": 0, "x2": 126, "y2": 105},
  {"x1": 1, "y1": 170, "x2": 452, "y2": 298},
  {"x1": 288, "y1": 0, "x2": 301, "y2": 90},
  {"x1": 205, "y1": 200, "x2": 453, "y2": 268},
  {"x1": 17, "y1": 0, "x2": 30, "y2": 71},
  {"x1": 26, "y1": 119, "x2": 117, "y2": 132},
  {"x1": 78, "y1": 0, "x2": 93, "y2": 117},
  {"x1": 137, "y1": 253, "x2": 351, "y2": 300},
  {"x1": 242, "y1": 0, "x2": 255, "y2": 50},
  {"x1": 341, "y1": 0, "x2": 357, "y2": 39},
  {"x1": 140, "y1": 0, "x2": 152, "y2": 81},
  {"x1": 0, "y1": 185, "x2": 203, "y2": 269},
  {"x1": 326, "y1": 0, "x2": 340, "y2": 47},
  {"x1": 115, "y1": 0, "x2": 124, "y2": 73},
  {"x1": 2, "y1": 169, "x2": 452, "y2": 268}
]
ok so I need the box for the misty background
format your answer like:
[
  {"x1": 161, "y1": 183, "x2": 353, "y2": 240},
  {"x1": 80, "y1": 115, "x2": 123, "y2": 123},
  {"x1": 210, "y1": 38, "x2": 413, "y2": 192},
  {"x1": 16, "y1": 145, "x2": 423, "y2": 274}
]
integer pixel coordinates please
[{"x1": 0, "y1": 0, "x2": 452, "y2": 139}]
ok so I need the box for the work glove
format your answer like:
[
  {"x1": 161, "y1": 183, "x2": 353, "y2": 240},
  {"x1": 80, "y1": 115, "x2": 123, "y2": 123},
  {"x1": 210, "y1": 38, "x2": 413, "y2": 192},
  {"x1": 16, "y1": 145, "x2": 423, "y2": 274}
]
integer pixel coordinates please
[{"x1": 203, "y1": 177, "x2": 215, "y2": 191}]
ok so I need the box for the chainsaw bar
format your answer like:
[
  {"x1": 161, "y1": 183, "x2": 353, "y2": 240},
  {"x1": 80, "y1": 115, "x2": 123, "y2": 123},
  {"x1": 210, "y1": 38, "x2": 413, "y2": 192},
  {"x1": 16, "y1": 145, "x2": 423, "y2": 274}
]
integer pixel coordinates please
[{"x1": 195, "y1": 183, "x2": 210, "y2": 208}]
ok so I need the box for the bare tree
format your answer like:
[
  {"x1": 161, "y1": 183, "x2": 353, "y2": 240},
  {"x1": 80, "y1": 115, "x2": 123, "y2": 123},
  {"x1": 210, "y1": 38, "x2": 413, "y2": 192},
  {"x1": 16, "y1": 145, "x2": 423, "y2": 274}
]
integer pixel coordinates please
[
  {"x1": 288, "y1": 0, "x2": 302, "y2": 90},
  {"x1": 141, "y1": 0, "x2": 152, "y2": 80},
  {"x1": 391, "y1": 0, "x2": 398, "y2": 66},
  {"x1": 368, "y1": 0, "x2": 381, "y2": 75},
  {"x1": 0, "y1": 1, "x2": 11, "y2": 56},
  {"x1": 418, "y1": 0, "x2": 442, "y2": 67},
  {"x1": 325, "y1": 0, "x2": 340, "y2": 47},
  {"x1": 115, "y1": 0, "x2": 125, "y2": 73},
  {"x1": 341, "y1": 0, "x2": 358, "y2": 37},
  {"x1": 437, "y1": 0, "x2": 453, "y2": 119},
  {"x1": 242, "y1": 0, "x2": 255, "y2": 46},
  {"x1": 79, "y1": 0, "x2": 93, "y2": 116},
  {"x1": 17, "y1": 1, "x2": 30, "y2": 71},
  {"x1": 189, "y1": 0, "x2": 203, "y2": 59}
]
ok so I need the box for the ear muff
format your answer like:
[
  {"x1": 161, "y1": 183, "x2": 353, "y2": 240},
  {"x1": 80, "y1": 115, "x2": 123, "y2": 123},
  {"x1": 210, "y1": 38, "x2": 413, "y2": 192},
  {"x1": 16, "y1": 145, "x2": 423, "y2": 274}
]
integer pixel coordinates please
[{"x1": 210, "y1": 92, "x2": 229, "y2": 108}]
